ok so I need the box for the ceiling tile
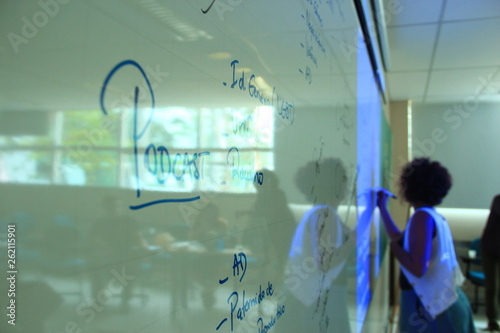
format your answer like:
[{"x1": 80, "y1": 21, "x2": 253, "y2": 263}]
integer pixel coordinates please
[
  {"x1": 387, "y1": 24, "x2": 438, "y2": 71},
  {"x1": 434, "y1": 18, "x2": 500, "y2": 69},
  {"x1": 426, "y1": 67, "x2": 500, "y2": 100},
  {"x1": 384, "y1": 0, "x2": 444, "y2": 27},
  {"x1": 444, "y1": 0, "x2": 500, "y2": 21},
  {"x1": 424, "y1": 90, "x2": 500, "y2": 103},
  {"x1": 386, "y1": 71, "x2": 428, "y2": 102}
]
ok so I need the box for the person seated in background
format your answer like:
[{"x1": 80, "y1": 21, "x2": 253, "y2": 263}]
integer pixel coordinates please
[
  {"x1": 189, "y1": 202, "x2": 229, "y2": 251},
  {"x1": 188, "y1": 202, "x2": 229, "y2": 308},
  {"x1": 481, "y1": 195, "x2": 500, "y2": 332},
  {"x1": 377, "y1": 157, "x2": 476, "y2": 333},
  {"x1": 87, "y1": 196, "x2": 148, "y2": 312}
]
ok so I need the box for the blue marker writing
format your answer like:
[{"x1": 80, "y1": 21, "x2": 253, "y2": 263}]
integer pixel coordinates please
[
  {"x1": 232, "y1": 252, "x2": 247, "y2": 282},
  {"x1": 224, "y1": 60, "x2": 296, "y2": 126},
  {"x1": 100, "y1": 60, "x2": 208, "y2": 209},
  {"x1": 226, "y1": 147, "x2": 264, "y2": 186}
]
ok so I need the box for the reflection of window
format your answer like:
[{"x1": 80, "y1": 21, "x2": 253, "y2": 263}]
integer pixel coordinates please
[
  {"x1": 123, "y1": 106, "x2": 275, "y2": 193},
  {"x1": 0, "y1": 107, "x2": 274, "y2": 193}
]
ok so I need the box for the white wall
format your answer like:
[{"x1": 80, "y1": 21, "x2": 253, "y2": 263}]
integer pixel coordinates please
[{"x1": 412, "y1": 101, "x2": 500, "y2": 209}]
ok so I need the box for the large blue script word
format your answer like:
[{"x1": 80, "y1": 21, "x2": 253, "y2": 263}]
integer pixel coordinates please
[
  {"x1": 226, "y1": 282, "x2": 275, "y2": 331},
  {"x1": 100, "y1": 60, "x2": 207, "y2": 210}
]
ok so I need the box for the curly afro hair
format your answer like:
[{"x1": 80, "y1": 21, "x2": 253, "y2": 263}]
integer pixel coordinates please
[
  {"x1": 399, "y1": 157, "x2": 452, "y2": 206},
  {"x1": 295, "y1": 157, "x2": 348, "y2": 205}
]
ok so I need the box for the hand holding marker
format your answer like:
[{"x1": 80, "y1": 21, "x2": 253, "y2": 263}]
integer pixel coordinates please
[
  {"x1": 372, "y1": 187, "x2": 396, "y2": 213},
  {"x1": 373, "y1": 186, "x2": 397, "y2": 199}
]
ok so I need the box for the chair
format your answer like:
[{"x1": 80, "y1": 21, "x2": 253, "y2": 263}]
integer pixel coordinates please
[{"x1": 462, "y1": 237, "x2": 485, "y2": 313}]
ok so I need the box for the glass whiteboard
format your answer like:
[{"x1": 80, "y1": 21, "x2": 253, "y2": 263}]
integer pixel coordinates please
[{"x1": 0, "y1": 0, "x2": 385, "y2": 332}]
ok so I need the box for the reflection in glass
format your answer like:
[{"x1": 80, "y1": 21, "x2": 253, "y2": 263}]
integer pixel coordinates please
[
  {"x1": 59, "y1": 151, "x2": 119, "y2": 186},
  {"x1": 0, "y1": 0, "x2": 373, "y2": 331},
  {"x1": 0, "y1": 108, "x2": 274, "y2": 194},
  {"x1": 62, "y1": 110, "x2": 120, "y2": 147},
  {"x1": 0, "y1": 151, "x2": 52, "y2": 184},
  {"x1": 279, "y1": 158, "x2": 356, "y2": 333}
]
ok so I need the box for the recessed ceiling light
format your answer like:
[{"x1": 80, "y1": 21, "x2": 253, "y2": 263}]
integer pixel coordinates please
[
  {"x1": 208, "y1": 52, "x2": 231, "y2": 60},
  {"x1": 236, "y1": 67, "x2": 252, "y2": 74},
  {"x1": 140, "y1": 0, "x2": 212, "y2": 42}
]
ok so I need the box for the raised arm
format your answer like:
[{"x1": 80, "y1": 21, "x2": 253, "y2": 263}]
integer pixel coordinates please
[{"x1": 376, "y1": 190, "x2": 402, "y2": 241}]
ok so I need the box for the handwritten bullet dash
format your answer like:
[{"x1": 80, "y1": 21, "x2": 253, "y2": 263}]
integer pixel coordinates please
[{"x1": 216, "y1": 318, "x2": 228, "y2": 330}]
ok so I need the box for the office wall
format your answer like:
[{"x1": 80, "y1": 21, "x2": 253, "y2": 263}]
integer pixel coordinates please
[{"x1": 412, "y1": 101, "x2": 500, "y2": 209}]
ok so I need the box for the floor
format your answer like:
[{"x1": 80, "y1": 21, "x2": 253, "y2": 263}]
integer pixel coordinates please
[
  {"x1": 3, "y1": 270, "x2": 492, "y2": 333},
  {"x1": 474, "y1": 311, "x2": 490, "y2": 332},
  {"x1": 465, "y1": 281, "x2": 491, "y2": 332}
]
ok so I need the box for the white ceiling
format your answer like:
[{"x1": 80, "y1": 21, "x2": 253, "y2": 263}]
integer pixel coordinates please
[
  {"x1": 382, "y1": 0, "x2": 500, "y2": 103},
  {"x1": 0, "y1": 0, "x2": 361, "y2": 112},
  {"x1": 2, "y1": 0, "x2": 500, "y2": 110}
]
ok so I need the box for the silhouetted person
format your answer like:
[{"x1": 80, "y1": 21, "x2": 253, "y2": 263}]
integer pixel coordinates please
[
  {"x1": 481, "y1": 194, "x2": 500, "y2": 331},
  {"x1": 244, "y1": 169, "x2": 296, "y2": 287}
]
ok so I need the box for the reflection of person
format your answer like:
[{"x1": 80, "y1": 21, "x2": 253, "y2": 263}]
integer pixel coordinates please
[
  {"x1": 255, "y1": 169, "x2": 296, "y2": 269},
  {"x1": 377, "y1": 158, "x2": 476, "y2": 332},
  {"x1": 281, "y1": 158, "x2": 355, "y2": 333},
  {"x1": 88, "y1": 196, "x2": 147, "y2": 311},
  {"x1": 188, "y1": 202, "x2": 229, "y2": 307},
  {"x1": 242, "y1": 169, "x2": 296, "y2": 285},
  {"x1": 481, "y1": 195, "x2": 500, "y2": 331}
]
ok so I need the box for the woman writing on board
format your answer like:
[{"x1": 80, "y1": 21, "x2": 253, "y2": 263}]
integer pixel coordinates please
[{"x1": 377, "y1": 158, "x2": 476, "y2": 332}]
